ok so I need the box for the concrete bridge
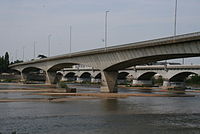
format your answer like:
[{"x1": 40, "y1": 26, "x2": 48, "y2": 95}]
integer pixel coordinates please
[
  {"x1": 9, "y1": 32, "x2": 200, "y2": 92},
  {"x1": 58, "y1": 65, "x2": 200, "y2": 88}
]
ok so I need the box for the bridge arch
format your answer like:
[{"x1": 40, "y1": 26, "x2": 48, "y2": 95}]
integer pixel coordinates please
[
  {"x1": 169, "y1": 72, "x2": 198, "y2": 82},
  {"x1": 95, "y1": 73, "x2": 101, "y2": 79},
  {"x1": 47, "y1": 63, "x2": 77, "y2": 72},
  {"x1": 64, "y1": 72, "x2": 77, "y2": 81},
  {"x1": 80, "y1": 72, "x2": 91, "y2": 82},
  {"x1": 105, "y1": 53, "x2": 200, "y2": 71},
  {"x1": 137, "y1": 72, "x2": 157, "y2": 80},
  {"x1": 117, "y1": 72, "x2": 129, "y2": 80},
  {"x1": 54, "y1": 72, "x2": 63, "y2": 83},
  {"x1": 22, "y1": 67, "x2": 46, "y2": 82},
  {"x1": 117, "y1": 72, "x2": 129, "y2": 84},
  {"x1": 10, "y1": 69, "x2": 21, "y2": 75}
]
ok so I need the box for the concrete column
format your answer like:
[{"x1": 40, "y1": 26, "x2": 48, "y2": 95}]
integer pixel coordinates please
[
  {"x1": 163, "y1": 80, "x2": 170, "y2": 87},
  {"x1": 46, "y1": 71, "x2": 56, "y2": 84},
  {"x1": 91, "y1": 77, "x2": 96, "y2": 83},
  {"x1": 61, "y1": 76, "x2": 67, "y2": 81},
  {"x1": 170, "y1": 82, "x2": 185, "y2": 88},
  {"x1": 100, "y1": 70, "x2": 118, "y2": 93},
  {"x1": 132, "y1": 79, "x2": 152, "y2": 86},
  {"x1": 76, "y1": 77, "x2": 83, "y2": 83},
  {"x1": 20, "y1": 72, "x2": 27, "y2": 83}
]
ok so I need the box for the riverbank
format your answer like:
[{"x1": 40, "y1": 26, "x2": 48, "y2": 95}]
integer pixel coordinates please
[{"x1": 0, "y1": 83, "x2": 198, "y2": 103}]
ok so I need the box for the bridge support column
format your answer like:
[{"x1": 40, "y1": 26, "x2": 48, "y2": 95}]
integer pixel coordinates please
[
  {"x1": 20, "y1": 72, "x2": 27, "y2": 83},
  {"x1": 46, "y1": 71, "x2": 56, "y2": 84},
  {"x1": 91, "y1": 77, "x2": 96, "y2": 83},
  {"x1": 100, "y1": 71, "x2": 118, "y2": 93},
  {"x1": 132, "y1": 79, "x2": 152, "y2": 86},
  {"x1": 76, "y1": 77, "x2": 83, "y2": 83},
  {"x1": 163, "y1": 79, "x2": 170, "y2": 87}
]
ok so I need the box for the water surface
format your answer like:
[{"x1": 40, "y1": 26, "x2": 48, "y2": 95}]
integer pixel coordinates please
[{"x1": 0, "y1": 84, "x2": 200, "y2": 134}]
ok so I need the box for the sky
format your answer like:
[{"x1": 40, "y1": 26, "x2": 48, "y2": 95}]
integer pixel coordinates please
[{"x1": 0, "y1": 0, "x2": 200, "y2": 64}]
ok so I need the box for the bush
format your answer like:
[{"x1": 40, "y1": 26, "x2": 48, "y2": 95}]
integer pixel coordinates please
[{"x1": 58, "y1": 81, "x2": 68, "y2": 89}]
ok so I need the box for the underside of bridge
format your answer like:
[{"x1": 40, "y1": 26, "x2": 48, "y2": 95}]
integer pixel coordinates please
[
  {"x1": 105, "y1": 54, "x2": 200, "y2": 71},
  {"x1": 9, "y1": 32, "x2": 200, "y2": 93},
  {"x1": 64, "y1": 72, "x2": 76, "y2": 81},
  {"x1": 21, "y1": 67, "x2": 46, "y2": 83},
  {"x1": 169, "y1": 72, "x2": 197, "y2": 82}
]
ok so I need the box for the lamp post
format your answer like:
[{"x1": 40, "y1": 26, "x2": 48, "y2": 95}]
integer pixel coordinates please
[
  {"x1": 69, "y1": 26, "x2": 72, "y2": 54},
  {"x1": 48, "y1": 34, "x2": 52, "y2": 57},
  {"x1": 105, "y1": 11, "x2": 109, "y2": 50},
  {"x1": 22, "y1": 46, "x2": 25, "y2": 61},
  {"x1": 33, "y1": 41, "x2": 36, "y2": 59},
  {"x1": 174, "y1": 0, "x2": 184, "y2": 64},
  {"x1": 174, "y1": 0, "x2": 178, "y2": 36}
]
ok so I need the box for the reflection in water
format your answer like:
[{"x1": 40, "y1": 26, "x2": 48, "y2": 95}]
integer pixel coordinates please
[
  {"x1": 101, "y1": 99, "x2": 119, "y2": 112},
  {"x1": 136, "y1": 89, "x2": 153, "y2": 93}
]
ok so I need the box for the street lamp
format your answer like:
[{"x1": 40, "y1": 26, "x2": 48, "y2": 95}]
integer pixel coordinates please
[
  {"x1": 69, "y1": 26, "x2": 72, "y2": 54},
  {"x1": 105, "y1": 11, "x2": 109, "y2": 50},
  {"x1": 48, "y1": 34, "x2": 52, "y2": 57},
  {"x1": 174, "y1": 0, "x2": 178, "y2": 36},
  {"x1": 174, "y1": 0, "x2": 183, "y2": 64},
  {"x1": 22, "y1": 46, "x2": 25, "y2": 61},
  {"x1": 34, "y1": 41, "x2": 36, "y2": 59}
]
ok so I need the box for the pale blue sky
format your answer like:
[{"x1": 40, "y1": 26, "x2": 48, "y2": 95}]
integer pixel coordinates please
[{"x1": 0, "y1": 0, "x2": 200, "y2": 64}]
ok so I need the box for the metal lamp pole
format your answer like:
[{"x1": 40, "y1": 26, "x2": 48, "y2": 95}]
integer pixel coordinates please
[
  {"x1": 48, "y1": 34, "x2": 52, "y2": 57},
  {"x1": 174, "y1": 0, "x2": 178, "y2": 36},
  {"x1": 69, "y1": 26, "x2": 72, "y2": 54},
  {"x1": 34, "y1": 41, "x2": 36, "y2": 58},
  {"x1": 105, "y1": 11, "x2": 109, "y2": 50}
]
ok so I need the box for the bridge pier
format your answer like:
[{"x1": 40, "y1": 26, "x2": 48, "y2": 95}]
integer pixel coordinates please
[
  {"x1": 100, "y1": 71, "x2": 118, "y2": 93},
  {"x1": 162, "y1": 79, "x2": 186, "y2": 89},
  {"x1": 76, "y1": 77, "x2": 83, "y2": 83},
  {"x1": 20, "y1": 72, "x2": 27, "y2": 83},
  {"x1": 91, "y1": 77, "x2": 96, "y2": 83},
  {"x1": 132, "y1": 79, "x2": 152, "y2": 86},
  {"x1": 45, "y1": 71, "x2": 56, "y2": 84},
  {"x1": 163, "y1": 80, "x2": 170, "y2": 87}
]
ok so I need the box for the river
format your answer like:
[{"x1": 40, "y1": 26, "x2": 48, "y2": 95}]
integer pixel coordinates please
[{"x1": 0, "y1": 84, "x2": 200, "y2": 134}]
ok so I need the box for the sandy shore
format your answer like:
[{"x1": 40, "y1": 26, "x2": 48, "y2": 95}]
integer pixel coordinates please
[
  {"x1": 0, "y1": 83, "x2": 198, "y2": 103},
  {"x1": 0, "y1": 97, "x2": 98, "y2": 103},
  {"x1": 31, "y1": 92, "x2": 195, "y2": 98}
]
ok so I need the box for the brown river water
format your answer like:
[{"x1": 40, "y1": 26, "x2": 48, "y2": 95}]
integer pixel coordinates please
[{"x1": 0, "y1": 84, "x2": 200, "y2": 134}]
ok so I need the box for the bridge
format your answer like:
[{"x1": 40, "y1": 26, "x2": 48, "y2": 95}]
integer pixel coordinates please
[
  {"x1": 9, "y1": 32, "x2": 200, "y2": 92},
  {"x1": 58, "y1": 65, "x2": 200, "y2": 88}
]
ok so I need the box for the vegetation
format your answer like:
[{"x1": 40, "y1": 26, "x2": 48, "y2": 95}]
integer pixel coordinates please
[
  {"x1": 10, "y1": 59, "x2": 23, "y2": 64},
  {"x1": 0, "y1": 52, "x2": 10, "y2": 73},
  {"x1": 186, "y1": 75, "x2": 200, "y2": 85},
  {"x1": 37, "y1": 54, "x2": 47, "y2": 59},
  {"x1": 152, "y1": 77, "x2": 163, "y2": 86},
  {"x1": 58, "y1": 81, "x2": 69, "y2": 89}
]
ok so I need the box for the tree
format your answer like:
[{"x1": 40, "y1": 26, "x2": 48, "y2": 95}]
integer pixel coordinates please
[
  {"x1": 0, "y1": 52, "x2": 10, "y2": 73},
  {"x1": 37, "y1": 54, "x2": 47, "y2": 59},
  {"x1": 5, "y1": 52, "x2": 9, "y2": 72}
]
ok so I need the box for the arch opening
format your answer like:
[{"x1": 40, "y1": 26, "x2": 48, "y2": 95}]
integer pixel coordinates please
[
  {"x1": 95, "y1": 73, "x2": 101, "y2": 79},
  {"x1": 80, "y1": 72, "x2": 91, "y2": 82},
  {"x1": 138, "y1": 72, "x2": 157, "y2": 80},
  {"x1": 169, "y1": 72, "x2": 197, "y2": 82},
  {"x1": 54, "y1": 72, "x2": 63, "y2": 83},
  {"x1": 64, "y1": 72, "x2": 76, "y2": 81},
  {"x1": 22, "y1": 67, "x2": 46, "y2": 83},
  {"x1": 117, "y1": 72, "x2": 129, "y2": 85}
]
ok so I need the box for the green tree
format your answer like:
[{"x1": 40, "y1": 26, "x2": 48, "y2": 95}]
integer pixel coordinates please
[
  {"x1": 0, "y1": 52, "x2": 10, "y2": 73},
  {"x1": 4, "y1": 52, "x2": 9, "y2": 72}
]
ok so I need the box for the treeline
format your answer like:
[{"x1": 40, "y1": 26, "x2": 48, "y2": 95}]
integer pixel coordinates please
[
  {"x1": 0, "y1": 52, "x2": 9, "y2": 73},
  {"x1": 186, "y1": 75, "x2": 200, "y2": 85}
]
